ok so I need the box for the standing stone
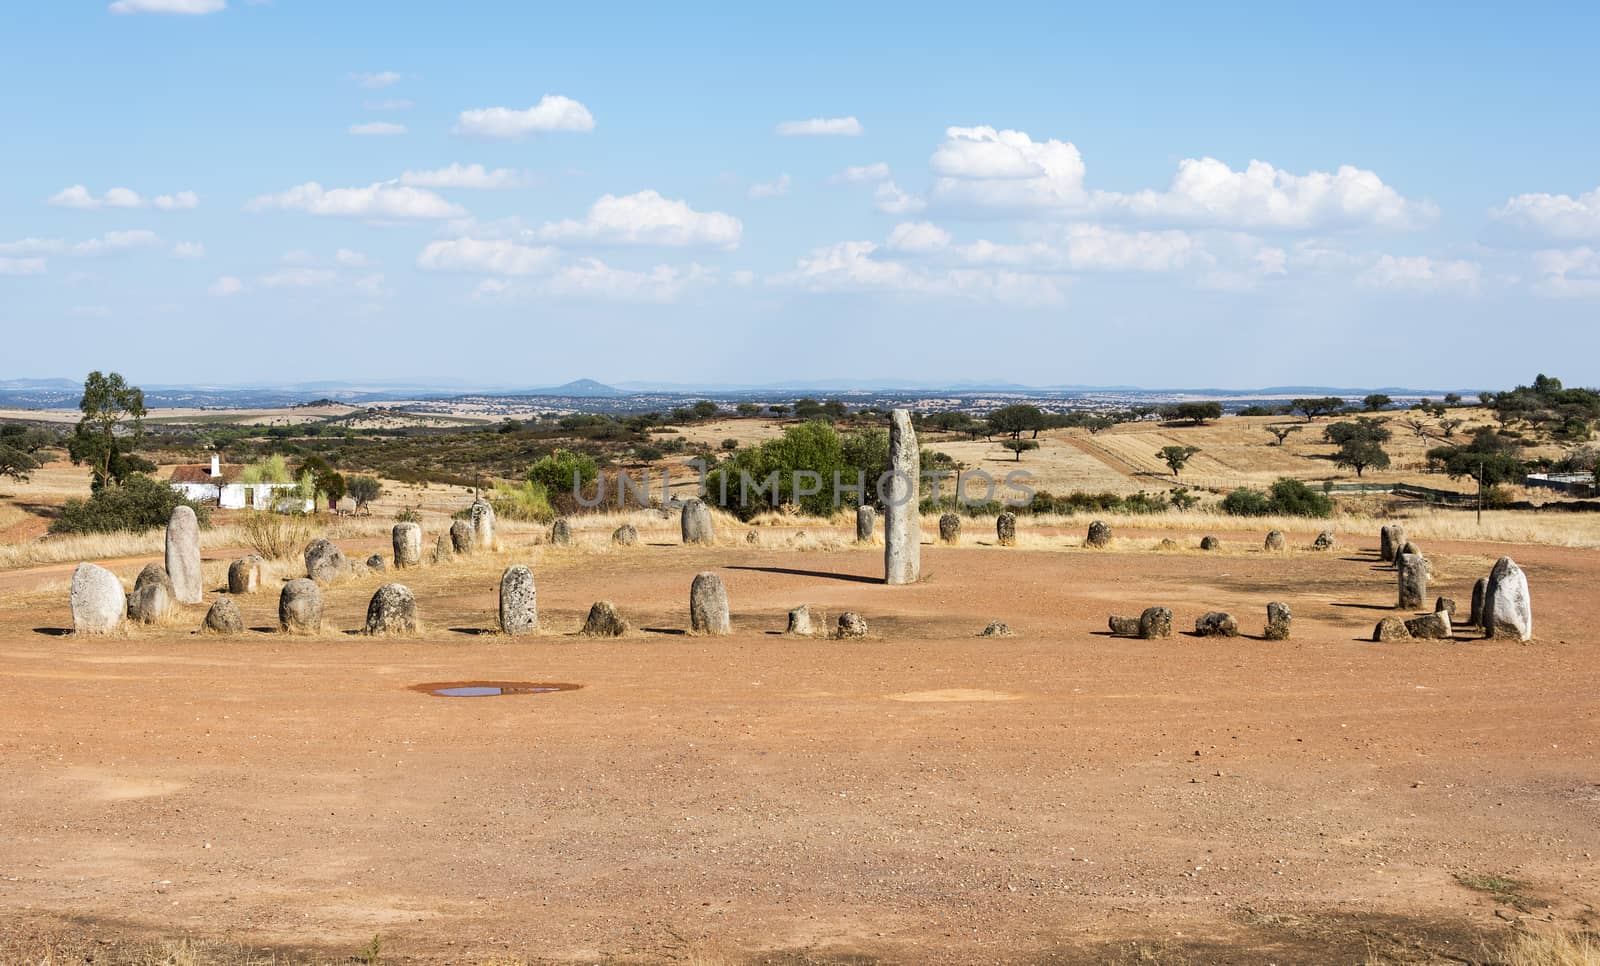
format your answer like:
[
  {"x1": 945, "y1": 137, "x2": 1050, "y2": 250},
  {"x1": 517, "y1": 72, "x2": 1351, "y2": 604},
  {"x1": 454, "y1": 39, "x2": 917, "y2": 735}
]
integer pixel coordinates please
[
  {"x1": 1468, "y1": 577, "x2": 1488, "y2": 628},
  {"x1": 580, "y1": 600, "x2": 628, "y2": 637},
  {"x1": 227, "y1": 555, "x2": 263, "y2": 594},
  {"x1": 938, "y1": 513, "x2": 961, "y2": 545},
  {"x1": 304, "y1": 538, "x2": 348, "y2": 584},
  {"x1": 883, "y1": 409, "x2": 921, "y2": 585},
  {"x1": 434, "y1": 532, "x2": 454, "y2": 563},
  {"x1": 1138, "y1": 606, "x2": 1172, "y2": 640},
  {"x1": 1200, "y1": 535, "x2": 1221, "y2": 551},
  {"x1": 449, "y1": 519, "x2": 476, "y2": 555},
  {"x1": 1373, "y1": 617, "x2": 1411, "y2": 642},
  {"x1": 613, "y1": 524, "x2": 639, "y2": 546},
  {"x1": 1313, "y1": 530, "x2": 1337, "y2": 551},
  {"x1": 689, "y1": 572, "x2": 731, "y2": 635},
  {"x1": 786, "y1": 604, "x2": 813, "y2": 636},
  {"x1": 1405, "y1": 610, "x2": 1453, "y2": 639},
  {"x1": 392, "y1": 523, "x2": 422, "y2": 569},
  {"x1": 278, "y1": 578, "x2": 323, "y2": 634},
  {"x1": 366, "y1": 554, "x2": 386, "y2": 572},
  {"x1": 1264, "y1": 530, "x2": 1286, "y2": 551},
  {"x1": 1434, "y1": 597, "x2": 1458, "y2": 622},
  {"x1": 856, "y1": 505, "x2": 877, "y2": 543},
  {"x1": 995, "y1": 512, "x2": 1016, "y2": 547},
  {"x1": 203, "y1": 598, "x2": 243, "y2": 635},
  {"x1": 1399, "y1": 541, "x2": 1421, "y2": 560},
  {"x1": 1264, "y1": 601, "x2": 1292, "y2": 640},
  {"x1": 126, "y1": 579, "x2": 171, "y2": 624},
  {"x1": 498, "y1": 565, "x2": 537, "y2": 636},
  {"x1": 550, "y1": 518, "x2": 573, "y2": 546},
  {"x1": 978, "y1": 621, "x2": 1014, "y2": 638},
  {"x1": 165, "y1": 505, "x2": 203, "y2": 604},
  {"x1": 1397, "y1": 553, "x2": 1428, "y2": 610},
  {"x1": 745, "y1": 529, "x2": 760, "y2": 545},
  {"x1": 71, "y1": 563, "x2": 124, "y2": 634},
  {"x1": 1108, "y1": 615, "x2": 1142, "y2": 636},
  {"x1": 1380, "y1": 525, "x2": 1406, "y2": 563},
  {"x1": 836, "y1": 612, "x2": 868, "y2": 638},
  {"x1": 1086, "y1": 520, "x2": 1113, "y2": 548},
  {"x1": 1158, "y1": 538, "x2": 1179, "y2": 550},
  {"x1": 1194, "y1": 612, "x2": 1240, "y2": 637},
  {"x1": 469, "y1": 500, "x2": 496, "y2": 551},
  {"x1": 681, "y1": 498, "x2": 715, "y2": 545},
  {"x1": 1483, "y1": 556, "x2": 1533, "y2": 641},
  {"x1": 136, "y1": 562, "x2": 174, "y2": 595},
  {"x1": 364, "y1": 583, "x2": 418, "y2": 636}
]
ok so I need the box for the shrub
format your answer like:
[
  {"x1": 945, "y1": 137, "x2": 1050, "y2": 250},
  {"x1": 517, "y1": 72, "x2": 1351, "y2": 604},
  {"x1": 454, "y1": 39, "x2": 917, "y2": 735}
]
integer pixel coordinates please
[
  {"x1": 527, "y1": 449, "x2": 599, "y2": 496},
  {"x1": 489, "y1": 479, "x2": 556, "y2": 523},
  {"x1": 239, "y1": 507, "x2": 316, "y2": 559},
  {"x1": 1221, "y1": 488, "x2": 1273, "y2": 517},
  {"x1": 50, "y1": 473, "x2": 211, "y2": 535},
  {"x1": 1222, "y1": 479, "x2": 1334, "y2": 517},
  {"x1": 394, "y1": 507, "x2": 422, "y2": 523}
]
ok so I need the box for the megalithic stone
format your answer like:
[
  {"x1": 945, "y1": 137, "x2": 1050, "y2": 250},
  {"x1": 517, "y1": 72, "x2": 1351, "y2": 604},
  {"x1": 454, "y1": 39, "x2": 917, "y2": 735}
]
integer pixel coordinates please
[{"x1": 883, "y1": 409, "x2": 920, "y2": 585}]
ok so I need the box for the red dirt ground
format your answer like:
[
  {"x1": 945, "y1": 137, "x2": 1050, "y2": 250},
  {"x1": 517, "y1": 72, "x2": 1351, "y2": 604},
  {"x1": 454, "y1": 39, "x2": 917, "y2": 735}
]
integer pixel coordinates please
[{"x1": 0, "y1": 528, "x2": 1596, "y2": 963}]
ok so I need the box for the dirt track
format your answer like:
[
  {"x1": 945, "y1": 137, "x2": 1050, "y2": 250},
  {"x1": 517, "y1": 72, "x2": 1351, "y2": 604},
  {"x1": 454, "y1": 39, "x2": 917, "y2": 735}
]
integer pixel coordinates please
[{"x1": 1, "y1": 530, "x2": 1597, "y2": 963}]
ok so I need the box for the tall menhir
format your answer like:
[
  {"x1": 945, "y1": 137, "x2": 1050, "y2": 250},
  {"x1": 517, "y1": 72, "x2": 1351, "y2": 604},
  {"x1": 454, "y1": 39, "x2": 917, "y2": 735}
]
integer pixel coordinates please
[{"x1": 884, "y1": 409, "x2": 920, "y2": 585}]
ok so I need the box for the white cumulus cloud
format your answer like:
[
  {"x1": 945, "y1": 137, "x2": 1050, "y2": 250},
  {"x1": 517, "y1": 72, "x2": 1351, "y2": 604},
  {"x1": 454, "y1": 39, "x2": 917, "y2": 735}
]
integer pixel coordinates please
[
  {"x1": 1530, "y1": 247, "x2": 1600, "y2": 297},
  {"x1": 0, "y1": 257, "x2": 46, "y2": 276},
  {"x1": 776, "y1": 117, "x2": 862, "y2": 137},
  {"x1": 208, "y1": 275, "x2": 244, "y2": 296},
  {"x1": 246, "y1": 182, "x2": 465, "y2": 220},
  {"x1": 775, "y1": 240, "x2": 1065, "y2": 304},
  {"x1": 48, "y1": 185, "x2": 198, "y2": 210},
  {"x1": 540, "y1": 259, "x2": 713, "y2": 303},
  {"x1": 874, "y1": 181, "x2": 926, "y2": 215},
  {"x1": 416, "y1": 237, "x2": 558, "y2": 276},
  {"x1": 453, "y1": 95, "x2": 595, "y2": 138},
  {"x1": 538, "y1": 190, "x2": 742, "y2": 249},
  {"x1": 831, "y1": 162, "x2": 890, "y2": 184},
  {"x1": 1358, "y1": 254, "x2": 1480, "y2": 294},
  {"x1": 748, "y1": 174, "x2": 791, "y2": 200},
  {"x1": 1491, "y1": 184, "x2": 1600, "y2": 241},
  {"x1": 884, "y1": 221, "x2": 952, "y2": 254},
  {"x1": 349, "y1": 121, "x2": 406, "y2": 136},
  {"x1": 353, "y1": 71, "x2": 402, "y2": 89},
  {"x1": 399, "y1": 163, "x2": 525, "y2": 190},
  {"x1": 110, "y1": 0, "x2": 225, "y2": 14},
  {"x1": 172, "y1": 241, "x2": 205, "y2": 259}
]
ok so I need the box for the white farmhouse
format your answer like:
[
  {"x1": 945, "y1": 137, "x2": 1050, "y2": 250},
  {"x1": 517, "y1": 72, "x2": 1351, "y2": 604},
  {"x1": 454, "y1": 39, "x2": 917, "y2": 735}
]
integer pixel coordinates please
[{"x1": 168, "y1": 455, "x2": 310, "y2": 511}]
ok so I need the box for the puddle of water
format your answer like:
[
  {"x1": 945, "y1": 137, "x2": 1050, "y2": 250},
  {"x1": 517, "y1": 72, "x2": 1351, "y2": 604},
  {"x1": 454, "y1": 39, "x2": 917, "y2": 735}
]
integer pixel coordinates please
[{"x1": 410, "y1": 681, "x2": 582, "y2": 698}]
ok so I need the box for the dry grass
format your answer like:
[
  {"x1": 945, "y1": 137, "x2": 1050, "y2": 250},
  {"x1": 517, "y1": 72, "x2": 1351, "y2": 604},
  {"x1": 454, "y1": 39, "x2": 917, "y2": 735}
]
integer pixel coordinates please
[{"x1": 1493, "y1": 929, "x2": 1600, "y2": 966}]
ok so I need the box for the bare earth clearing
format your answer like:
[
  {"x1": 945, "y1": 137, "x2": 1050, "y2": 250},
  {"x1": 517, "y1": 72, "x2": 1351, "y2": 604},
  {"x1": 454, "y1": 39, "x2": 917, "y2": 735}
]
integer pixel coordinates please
[{"x1": 1, "y1": 521, "x2": 1596, "y2": 964}]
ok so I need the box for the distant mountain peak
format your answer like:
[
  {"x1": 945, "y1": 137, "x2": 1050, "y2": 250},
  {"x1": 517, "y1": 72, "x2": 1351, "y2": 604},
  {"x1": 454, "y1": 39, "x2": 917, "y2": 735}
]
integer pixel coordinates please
[{"x1": 538, "y1": 378, "x2": 623, "y2": 397}]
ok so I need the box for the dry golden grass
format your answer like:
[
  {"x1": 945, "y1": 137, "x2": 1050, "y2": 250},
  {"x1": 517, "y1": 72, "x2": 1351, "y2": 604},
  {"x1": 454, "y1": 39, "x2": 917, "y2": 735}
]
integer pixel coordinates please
[{"x1": 1492, "y1": 929, "x2": 1600, "y2": 966}]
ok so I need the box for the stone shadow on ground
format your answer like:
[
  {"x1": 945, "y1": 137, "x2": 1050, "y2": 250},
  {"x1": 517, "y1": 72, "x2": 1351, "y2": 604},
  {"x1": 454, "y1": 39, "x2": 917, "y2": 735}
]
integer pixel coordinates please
[{"x1": 725, "y1": 565, "x2": 881, "y2": 585}]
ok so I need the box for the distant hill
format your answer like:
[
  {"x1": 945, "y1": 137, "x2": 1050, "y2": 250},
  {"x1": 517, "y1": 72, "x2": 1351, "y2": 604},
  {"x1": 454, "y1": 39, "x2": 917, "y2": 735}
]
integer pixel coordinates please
[{"x1": 529, "y1": 379, "x2": 624, "y2": 397}]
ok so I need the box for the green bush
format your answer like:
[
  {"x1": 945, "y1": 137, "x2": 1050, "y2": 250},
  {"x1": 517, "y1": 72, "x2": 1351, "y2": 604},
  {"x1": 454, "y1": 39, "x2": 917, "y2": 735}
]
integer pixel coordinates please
[
  {"x1": 50, "y1": 473, "x2": 211, "y2": 535},
  {"x1": 490, "y1": 479, "x2": 556, "y2": 523},
  {"x1": 527, "y1": 449, "x2": 600, "y2": 495},
  {"x1": 1222, "y1": 478, "x2": 1334, "y2": 517}
]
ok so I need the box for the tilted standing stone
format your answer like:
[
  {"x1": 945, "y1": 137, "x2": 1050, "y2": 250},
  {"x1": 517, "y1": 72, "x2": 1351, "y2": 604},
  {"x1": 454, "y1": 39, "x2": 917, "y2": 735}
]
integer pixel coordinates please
[
  {"x1": 580, "y1": 600, "x2": 628, "y2": 637},
  {"x1": 1264, "y1": 530, "x2": 1286, "y2": 551},
  {"x1": 1086, "y1": 520, "x2": 1112, "y2": 548},
  {"x1": 134, "y1": 563, "x2": 175, "y2": 603},
  {"x1": 366, "y1": 553, "x2": 386, "y2": 572},
  {"x1": 1264, "y1": 601, "x2": 1292, "y2": 640},
  {"x1": 1468, "y1": 577, "x2": 1488, "y2": 627},
  {"x1": 1108, "y1": 615, "x2": 1141, "y2": 636},
  {"x1": 71, "y1": 562, "x2": 124, "y2": 634},
  {"x1": 856, "y1": 505, "x2": 877, "y2": 543},
  {"x1": 126, "y1": 579, "x2": 171, "y2": 624},
  {"x1": 1138, "y1": 606, "x2": 1172, "y2": 640},
  {"x1": 1373, "y1": 616, "x2": 1410, "y2": 642},
  {"x1": 1434, "y1": 597, "x2": 1457, "y2": 622},
  {"x1": 1312, "y1": 530, "x2": 1336, "y2": 551},
  {"x1": 434, "y1": 532, "x2": 454, "y2": 563},
  {"x1": 689, "y1": 572, "x2": 731, "y2": 635},
  {"x1": 1405, "y1": 610, "x2": 1452, "y2": 639},
  {"x1": 612, "y1": 524, "x2": 638, "y2": 546},
  {"x1": 203, "y1": 598, "x2": 243, "y2": 635},
  {"x1": 165, "y1": 505, "x2": 203, "y2": 604},
  {"x1": 681, "y1": 498, "x2": 715, "y2": 545},
  {"x1": 786, "y1": 604, "x2": 813, "y2": 636},
  {"x1": 449, "y1": 519, "x2": 476, "y2": 555},
  {"x1": 550, "y1": 518, "x2": 573, "y2": 546},
  {"x1": 499, "y1": 565, "x2": 537, "y2": 636},
  {"x1": 365, "y1": 583, "x2": 418, "y2": 636},
  {"x1": 1200, "y1": 535, "x2": 1220, "y2": 551},
  {"x1": 883, "y1": 409, "x2": 921, "y2": 585},
  {"x1": 836, "y1": 612, "x2": 868, "y2": 638},
  {"x1": 392, "y1": 523, "x2": 422, "y2": 569},
  {"x1": 1397, "y1": 553, "x2": 1428, "y2": 610},
  {"x1": 1483, "y1": 556, "x2": 1533, "y2": 641},
  {"x1": 938, "y1": 513, "x2": 961, "y2": 545},
  {"x1": 227, "y1": 555, "x2": 263, "y2": 594},
  {"x1": 995, "y1": 512, "x2": 1016, "y2": 547},
  {"x1": 469, "y1": 499, "x2": 496, "y2": 551},
  {"x1": 278, "y1": 578, "x2": 323, "y2": 634},
  {"x1": 304, "y1": 538, "x2": 348, "y2": 584},
  {"x1": 1194, "y1": 612, "x2": 1240, "y2": 637}
]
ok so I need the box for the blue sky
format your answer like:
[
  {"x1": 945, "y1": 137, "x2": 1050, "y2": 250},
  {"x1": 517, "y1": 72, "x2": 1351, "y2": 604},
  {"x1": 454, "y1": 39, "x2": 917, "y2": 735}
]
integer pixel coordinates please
[{"x1": 4, "y1": 1, "x2": 1599, "y2": 389}]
